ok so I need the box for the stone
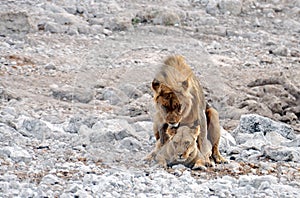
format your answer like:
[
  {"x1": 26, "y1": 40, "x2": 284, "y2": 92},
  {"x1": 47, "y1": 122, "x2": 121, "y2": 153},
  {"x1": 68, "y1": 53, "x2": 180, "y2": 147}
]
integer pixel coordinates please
[
  {"x1": 88, "y1": 119, "x2": 138, "y2": 144},
  {"x1": 239, "y1": 132, "x2": 267, "y2": 151},
  {"x1": 219, "y1": 127, "x2": 236, "y2": 152},
  {"x1": 281, "y1": 137, "x2": 300, "y2": 147},
  {"x1": 44, "y1": 22, "x2": 65, "y2": 34},
  {"x1": 63, "y1": 116, "x2": 83, "y2": 133},
  {"x1": 219, "y1": 0, "x2": 243, "y2": 15},
  {"x1": 0, "y1": 0, "x2": 299, "y2": 197},
  {"x1": 0, "y1": 146, "x2": 31, "y2": 163},
  {"x1": 42, "y1": 2, "x2": 66, "y2": 13},
  {"x1": 206, "y1": 0, "x2": 220, "y2": 16},
  {"x1": 118, "y1": 83, "x2": 143, "y2": 99},
  {"x1": 265, "y1": 131, "x2": 287, "y2": 145},
  {"x1": 118, "y1": 137, "x2": 142, "y2": 151},
  {"x1": 251, "y1": 175, "x2": 277, "y2": 189},
  {"x1": 133, "y1": 121, "x2": 153, "y2": 133},
  {"x1": 100, "y1": 87, "x2": 129, "y2": 105},
  {"x1": 103, "y1": 16, "x2": 133, "y2": 31},
  {"x1": 0, "y1": 12, "x2": 33, "y2": 36},
  {"x1": 18, "y1": 118, "x2": 52, "y2": 140},
  {"x1": 269, "y1": 46, "x2": 289, "y2": 56},
  {"x1": 232, "y1": 114, "x2": 296, "y2": 140},
  {"x1": 0, "y1": 87, "x2": 17, "y2": 101},
  {"x1": 114, "y1": 129, "x2": 134, "y2": 140},
  {"x1": 44, "y1": 63, "x2": 56, "y2": 70},
  {"x1": 40, "y1": 174, "x2": 64, "y2": 185},
  {"x1": 51, "y1": 85, "x2": 93, "y2": 104},
  {"x1": 262, "y1": 145, "x2": 300, "y2": 162},
  {"x1": 153, "y1": 11, "x2": 181, "y2": 26}
]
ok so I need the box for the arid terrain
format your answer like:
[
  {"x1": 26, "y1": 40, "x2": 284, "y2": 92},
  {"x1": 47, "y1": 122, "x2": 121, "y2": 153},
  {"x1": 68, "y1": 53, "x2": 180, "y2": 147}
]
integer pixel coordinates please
[{"x1": 0, "y1": 0, "x2": 299, "y2": 197}]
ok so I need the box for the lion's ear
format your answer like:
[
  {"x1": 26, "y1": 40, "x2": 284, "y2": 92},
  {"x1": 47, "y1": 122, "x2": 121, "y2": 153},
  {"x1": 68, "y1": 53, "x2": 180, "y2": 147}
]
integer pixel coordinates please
[
  {"x1": 152, "y1": 79, "x2": 160, "y2": 92},
  {"x1": 182, "y1": 79, "x2": 189, "y2": 90}
]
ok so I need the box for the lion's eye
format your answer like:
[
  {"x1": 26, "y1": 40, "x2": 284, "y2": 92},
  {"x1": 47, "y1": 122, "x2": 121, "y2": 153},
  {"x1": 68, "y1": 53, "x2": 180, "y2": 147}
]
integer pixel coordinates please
[
  {"x1": 164, "y1": 93, "x2": 171, "y2": 99},
  {"x1": 178, "y1": 104, "x2": 181, "y2": 112},
  {"x1": 185, "y1": 141, "x2": 191, "y2": 147},
  {"x1": 173, "y1": 142, "x2": 178, "y2": 147},
  {"x1": 161, "y1": 105, "x2": 167, "y2": 111}
]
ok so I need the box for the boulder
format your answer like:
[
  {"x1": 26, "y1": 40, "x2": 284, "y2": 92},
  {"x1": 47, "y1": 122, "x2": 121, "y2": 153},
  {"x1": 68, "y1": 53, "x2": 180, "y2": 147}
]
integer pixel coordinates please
[
  {"x1": 0, "y1": 12, "x2": 34, "y2": 36},
  {"x1": 232, "y1": 114, "x2": 296, "y2": 140}
]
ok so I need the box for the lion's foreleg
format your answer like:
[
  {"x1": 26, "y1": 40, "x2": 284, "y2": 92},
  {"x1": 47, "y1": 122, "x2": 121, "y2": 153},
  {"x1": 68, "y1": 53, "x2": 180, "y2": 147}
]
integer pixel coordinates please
[
  {"x1": 145, "y1": 140, "x2": 162, "y2": 162},
  {"x1": 197, "y1": 110, "x2": 208, "y2": 152},
  {"x1": 159, "y1": 123, "x2": 169, "y2": 145}
]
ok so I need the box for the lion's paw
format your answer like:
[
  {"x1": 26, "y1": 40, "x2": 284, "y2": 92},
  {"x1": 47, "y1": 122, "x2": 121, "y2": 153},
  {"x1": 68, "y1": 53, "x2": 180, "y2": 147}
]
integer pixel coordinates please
[
  {"x1": 205, "y1": 160, "x2": 213, "y2": 167},
  {"x1": 213, "y1": 154, "x2": 228, "y2": 164},
  {"x1": 143, "y1": 153, "x2": 155, "y2": 163},
  {"x1": 192, "y1": 160, "x2": 207, "y2": 170}
]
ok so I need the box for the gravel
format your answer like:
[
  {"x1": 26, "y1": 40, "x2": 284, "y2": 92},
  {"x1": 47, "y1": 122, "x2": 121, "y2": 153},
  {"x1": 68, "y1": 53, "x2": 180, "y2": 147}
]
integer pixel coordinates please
[{"x1": 0, "y1": 0, "x2": 299, "y2": 197}]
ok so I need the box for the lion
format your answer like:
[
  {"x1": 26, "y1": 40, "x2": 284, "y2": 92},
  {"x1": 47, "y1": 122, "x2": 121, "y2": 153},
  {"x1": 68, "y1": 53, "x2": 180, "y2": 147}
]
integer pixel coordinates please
[
  {"x1": 150, "y1": 55, "x2": 227, "y2": 165},
  {"x1": 155, "y1": 125, "x2": 211, "y2": 169}
]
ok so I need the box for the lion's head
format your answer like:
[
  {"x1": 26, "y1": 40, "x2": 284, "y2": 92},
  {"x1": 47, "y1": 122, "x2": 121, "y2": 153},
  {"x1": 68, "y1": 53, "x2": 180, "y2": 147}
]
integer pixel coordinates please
[
  {"x1": 152, "y1": 78, "x2": 192, "y2": 128},
  {"x1": 167, "y1": 126, "x2": 200, "y2": 162}
]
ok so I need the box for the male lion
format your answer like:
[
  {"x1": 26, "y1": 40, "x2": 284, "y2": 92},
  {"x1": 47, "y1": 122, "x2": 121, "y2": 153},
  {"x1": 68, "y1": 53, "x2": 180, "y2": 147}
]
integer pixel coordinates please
[
  {"x1": 155, "y1": 125, "x2": 210, "y2": 169},
  {"x1": 150, "y1": 55, "x2": 227, "y2": 166}
]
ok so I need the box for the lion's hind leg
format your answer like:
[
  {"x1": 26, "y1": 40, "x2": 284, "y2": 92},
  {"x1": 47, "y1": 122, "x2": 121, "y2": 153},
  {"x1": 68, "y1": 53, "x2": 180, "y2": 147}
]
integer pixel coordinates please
[
  {"x1": 206, "y1": 106, "x2": 228, "y2": 164},
  {"x1": 212, "y1": 144, "x2": 228, "y2": 164}
]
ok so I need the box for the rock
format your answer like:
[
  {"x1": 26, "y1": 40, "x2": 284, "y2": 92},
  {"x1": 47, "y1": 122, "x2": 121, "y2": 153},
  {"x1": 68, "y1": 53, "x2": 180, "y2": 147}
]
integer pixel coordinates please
[
  {"x1": 0, "y1": 146, "x2": 31, "y2": 163},
  {"x1": 118, "y1": 137, "x2": 142, "y2": 151},
  {"x1": 0, "y1": 0, "x2": 299, "y2": 197},
  {"x1": 0, "y1": 87, "x2": 18, "y2": 101},
  {"x1": 19, "y1": 188, "x2": 37, "y2": 198},
  {"x1": 75, "y1": 190, "x2": 93, "y2": 198},
  {"x1": 42, "y1": 2, "x2": 66, "y2": 13},
  {"x1": 219, "y1": 0, "x2": 243, "y2": 15},
  {"x1": 219, "y1": 127, "x2": 236, "y2": 152},
  {"x1": 0, "y1": 12, "x2": 34, "y2": 36},
  {"x1": 118, "y1": 93, "x2": 152, "y2": 117},
  {"x1": 153, "y1": 11, "x2": 181, "y2": 26},
  {"x1": 232, "y1": 114, "x2": 296, "y2": 140},
  {"x1": 239, "y1": 132, "x2": 267, "y2": 151},
  {"x1": 206, "y1": 0, "x2": 220, "y2": 16},
  {"x1": 133, "y1": 121, "x2": 153, "y2": 132},
  {"x1": 88, "y1": 119, "x2": 138, "y2": 144},
  {"x1": 265, "y1": 131, "x2": 287, "y2": 145},
  {"x1": 100, "y1": 87, "x2": 129, "y2": 105},
  {"x1": 44, "y1": 22, "x2": 65, "y2": 34},
  {"x1": 44, "y1": 63, "x2": 56, "y2": 70},
  {"x1": 269, "y1": 46, "x2": 289, "y2": 56},
  {"x1": 18, "y1": 118, "x2": 52, "y2": 140},
  {"x1": 63, "y1": 116, "x2": 83, "y2": 133},
  {"x1": 40, "y1": 174, "x2": 64, "y2": 185},
  {"x1": 104, "y1": 16, "x2": 133, "y2": 31},
  {"x1": 118, "y1": 83, "x2": 143, "y2": 99},
  {"x1": 114, "y1": 129, "x2": 135, "y2": 140},
  {"x1": 239, "y1": 175, "x2": 277, "y2": 190},
  {"x1": 281, "y1": 137, "x2": 300, "y2": 147},
  {"x1": 51, "y1": 85, "x2": 93, "y2": 104},
  {"x1": 262, "y1": 145, "x2": 300, "y2": 162},
  {"x1": 102, "y1": 28, "x2": 113, "y2": 36}
]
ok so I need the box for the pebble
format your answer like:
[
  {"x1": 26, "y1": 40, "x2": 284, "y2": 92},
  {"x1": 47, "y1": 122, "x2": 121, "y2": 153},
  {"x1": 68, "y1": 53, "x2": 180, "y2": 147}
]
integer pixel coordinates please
[{"x1": 219, "y1": 0, "x2": 243, "y2": 15}]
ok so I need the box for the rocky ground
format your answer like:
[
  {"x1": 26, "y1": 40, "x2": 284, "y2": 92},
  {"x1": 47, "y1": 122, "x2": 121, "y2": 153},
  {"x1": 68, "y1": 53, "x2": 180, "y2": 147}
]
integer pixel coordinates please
[{"x1": 0, "y1": 0, "x2": 299, "y2": 197}]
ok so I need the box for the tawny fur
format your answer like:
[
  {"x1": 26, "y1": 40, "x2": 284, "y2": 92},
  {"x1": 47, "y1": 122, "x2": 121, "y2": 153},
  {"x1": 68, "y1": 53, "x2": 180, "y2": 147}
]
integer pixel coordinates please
[
  {"x1": 155, "y1": 126, "x2": 209, "y2": 169},
  {"x1": 150, "y1": 55, "x2": 227, "y2": 165}
]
